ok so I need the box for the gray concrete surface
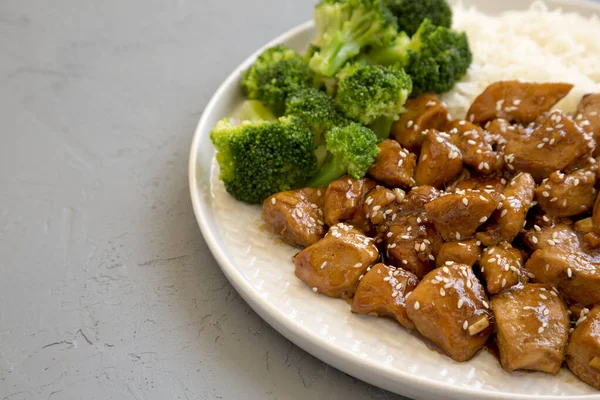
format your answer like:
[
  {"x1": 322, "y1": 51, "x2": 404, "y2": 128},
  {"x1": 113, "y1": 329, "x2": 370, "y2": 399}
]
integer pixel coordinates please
[{"x1": 0, "y1": 1, "x2": 408, "y2": 399}]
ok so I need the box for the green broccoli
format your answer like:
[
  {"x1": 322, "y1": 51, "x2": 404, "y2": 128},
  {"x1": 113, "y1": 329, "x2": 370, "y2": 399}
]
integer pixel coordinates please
[
  {"x1": 309, "y1": 0, "x2": 398, "y2": 77},
  {"x1": 365, "y1": 32, "x2": 410, "y2": 67},
  {"x1": 308, "y1": 123, "x2": 380, "y2": 187},
  {"x1": 366, "y1": 19, "x2": 472, "y2": 97},
  {"x1": 239, "y1": 100, "x2": 277, "y2": 122},
  {"x1": 285, "y1": 87, "x2": 348, "y2": 141},
  {"x1": 241, "y1": 45, "x2": 315, "y2": 116},
  {"x1": 210, "y1": 115, "x2": 317, "y2": 204},
  {"x1": 335, "y1": 63, "x2": 412, "y2": 140},
  {"x1": 384, "y1": 0, "x2": 452, "y2": 36},
  {"x1": 404, "y1": 19, "x2": 471, "y2": 96}
]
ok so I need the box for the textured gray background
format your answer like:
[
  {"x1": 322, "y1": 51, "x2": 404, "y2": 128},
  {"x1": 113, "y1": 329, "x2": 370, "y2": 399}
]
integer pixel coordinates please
[{"x1": 0, "y1": 1, "x2": 409, "y2": 399}]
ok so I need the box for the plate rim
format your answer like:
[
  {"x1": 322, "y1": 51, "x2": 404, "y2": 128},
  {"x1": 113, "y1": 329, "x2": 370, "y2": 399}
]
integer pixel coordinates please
[{"x1": 189, "y1": 2, "x2": 600, "y2": 398}]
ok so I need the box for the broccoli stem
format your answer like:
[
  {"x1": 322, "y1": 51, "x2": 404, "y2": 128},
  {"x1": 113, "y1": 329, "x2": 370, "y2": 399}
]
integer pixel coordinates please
[
  {"x1": 369, "y1": 116, "x2": 395, "y2": 141},
  {"x1": 311, "y1": 38, "x2": 361, "y2": 77},
  {"x1": 307, "y1": 155, "x2": 347, "y2": 188},
  {"x1": 239, "y1": 100, "x2": 277, "y2": 122}
]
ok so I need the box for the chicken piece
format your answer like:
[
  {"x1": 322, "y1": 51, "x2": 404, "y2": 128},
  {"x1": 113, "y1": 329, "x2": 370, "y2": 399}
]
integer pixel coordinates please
[
  {"x1": 480, "y1": 243, "x2": 525, "y2": 294},
  {"x1": 450, "y1": 175, "x2": 507, "y2": 204},
  {"x1": 478, "y1": 172, "x2": 535, "y2": 246},
  {"x1": 367, "y1": 140, "x2": 416, "y2": 189},
  {"x1": 403, "y1": 185, "x2": 441, "y2": 212},
  {"x1": 535, "y1": 168, "x2": 597, "y2": 217},
  {"x1": 466, "y1": 81, "x2": 573, "y2": 125},
  {"x1": 385, "y1": 214, "x2": 443, "y2": 278},
  {"x1": 391, "y1": 94, "x2": 450, "y2": 152},
  {"x1": 575, "y1": 94, "x2": 600, "y2": 157},
  {"x1": 425, "y1": 192, "x2": 496, "y2": 241},
  {"x1": 503, "y1": 111, "x2": 595, "y2": 181},
  {"x1": 351, "y1": 263, "x2": 419, "y2": 329},
  {"x1": 436, "y1": 239, "x2": 481, "y2": 268},
  {"x1": 405, "y1": 263, "x2": 493, "y2": 362},
  {"x1": 294, "y1": 223, "x2": 379, "y2": 299},
  {"x1": 491, "y1": 283, "x2": 570, "y2": 374},
  {"x1": 567, "y1": 306, "x2": 600, "y2": 390},
  {"x1": 363, "y1": 186, "x2": 397, "y2": 226},
  {"x1": 414, "y1": 130, "x2": 463, "y2": 189},
  {"x1": 524, "y1": 249, "x2": 600, "y2": 306},
  {"x1": 324, "y1": 177, "x2": 376, "y2": 235},
  {"x1": 263, "y1": 188, "x2": 326, "y2": 247},
  {"x1": 592, "y1": 193, "x2": 600, "y2": 232},
  {"x1": 522, "y1": 222, "x2": 580, "y2": 253},
  {"x1": 446, "y1": 120, "x2": 502, "y2": 173},
  {"x1": 486, "y1": 118, "x2": 525, "y2": 145}
]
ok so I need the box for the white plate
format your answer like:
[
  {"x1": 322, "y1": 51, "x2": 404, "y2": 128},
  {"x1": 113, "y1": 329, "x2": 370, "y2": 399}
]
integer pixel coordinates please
[{"x1": 189, "y1": 1, "x2": 600, "y2": 398}]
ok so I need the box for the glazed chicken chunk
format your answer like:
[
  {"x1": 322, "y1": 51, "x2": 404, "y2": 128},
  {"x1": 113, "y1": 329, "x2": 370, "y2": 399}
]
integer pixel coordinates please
[
  {"x1": 263, "y1": 188, "x2": 326, "y2": 247},
  {"x1": 567, "y1": 306, "x2": 600, "y2": 390},
  {"x1": 575, "y1": 93, "x2": 600, "y2": 157},
  {"x1": 425, "y1": 192, "x2": 496, "y2": 241},
  {"x1": 385, "y1": 214, "x2": 443, "y2": 279},
  {"x1": 351, "y1": 263, "x2": 419, "y2": 330},
  {"x1": 391, "y1": 94, "x2": 450, "y2": 152},
  {"x1": 436, "y1": 239, "x2": 481, "y2": 268},
  {"x1": 535, "y1": 168, "x2": 597, "y2": 218},
  {"x1": 324, "y1": 177, "x2": 376, "y2": 235},
  {"x1": 405, "y1": 263, "x2": 493, "y2": 362},
  {"x1": 466, "y1": 81, "x2": 573, "y2": 124},
  {"x1": 478, "y1": 172, "x2": 535, "y2": 246},
  {"x1": 491, "y1": 283, "x2": 570, "y2": 374},
  {"x1": 368, "y1": 140, "x2": 417, "y2": 188},
  {"x1": 446, "y1": 120, "x2": 502, "y2": 173},
  {"x1": 362, "y1": 186, "x2": 397, "y2": 226},
  {"x1": 503, "y1": 110, "x2": 595, "y2": 181},
  {"x1": 414, "y1": 130, "x2": 463, "y2": 188},
  {"x1": 294, "y1": 223, "x2": 379, "y2": 299},
  {"x1": 449, "y1": 174, "x2": 507, "y2": 204},
  {"x1": 479, "y1": 242, "x2": 525, "y2": 295}
]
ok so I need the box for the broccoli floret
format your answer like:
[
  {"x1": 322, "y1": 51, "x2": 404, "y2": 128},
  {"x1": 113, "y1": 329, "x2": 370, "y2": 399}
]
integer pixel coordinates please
[
  {"x1": 366, "y1": 19, "x2": 472, "y2": 97},
  {"x1": 309, "y1": 0, "x2": 398, "y2": 77},
  {"x1": 403, "y1": 19, "x2": 472, "y2": 96},
  {"x1": 384, "y1": 0, "x2": 452, "y2": 36},
  {"x1": 285, "y1": 87, "x2": 348, "y2": 141},
  {"x1": 210, "y1": 115, "x2": 317, "y2": 204},
  {"x1": 308, "y1": 123, "x2": 380, "y2": 187},
  {"x1": 365, "y1": 31, "x2": 410, "y2": 67},
  {"x1": 239, "y1": 100, "x2": 277, "y2": 122},
  {"x1": 241, "y1": 45, "x2": 315, "y2": 115},
  {"x1": 335, "y1": 63, "x2": 412, "y2": 140}
]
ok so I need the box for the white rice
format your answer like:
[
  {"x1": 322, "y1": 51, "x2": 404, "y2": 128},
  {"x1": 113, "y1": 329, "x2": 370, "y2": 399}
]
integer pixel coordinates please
[{"x1": 442, "y1": 1, "x2": 600, "y2": 119}]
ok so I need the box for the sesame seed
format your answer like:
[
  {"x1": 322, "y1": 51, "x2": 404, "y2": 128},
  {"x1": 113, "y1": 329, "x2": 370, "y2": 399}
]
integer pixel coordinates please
[
  {"x1": 312, "y1": 287, "x2": 318, "y2": 292},
  {"x1": 540, "y1": 294, "x2": 548, "y2": 300},
  {"x1": 482, "y1": 300, "x2": 489, "y2": 309},
  {"x1": 463, "y1": 321, "x2": 469, "y2": 330},
  {"x1": 501, "y1": 278, "x2": 507, "y2": 287},
  {"x1": 407, "y1": 120, "x2": 413, "y2": 128},
  {"x1": 440, "y1": 288, "x2": 446, "y2": 296},
  {"x1": 456, "y1": 232, "x2": 461, "y2": 240},
  {"x1": 414, "y1": 301, "x2": 420, "y2": 310},
  {"x1": 457, "y1": 299, "x2": 464, "y2": 309},
  {"x1": 537, "y1": 143, "x2": 545, "y2": 149},
  {"x1": 534, "y1": 225, "x2": 541, "y2": 232},
  {"x1": 443, "y1": 267, "x2": 450, "y2": 273},
  {"x1": 436, "y1": 137, "x2": 444, "y2": 143},
  {"x1": 489, "y1": 249, "x2": 496, "y2": 256},
  {"x1": 547, "y1": 239, "x2": 556, "y2": 246},
  {"x1": 467, "y1": 139, "x2": 476, "y2": 145},
  {"x1": 538, "y1": 326, "x2": 545, "y2": 334},
  {"x1": 422, "y1": 154, "x2": 428, "y2": 161},
  {"x1": 501, "y1": 209, "x2": 508, "y2": 217},
  {"x1": 354, "y1": 263, "x2": 362, "y2": 269},
  {"x1": 467, "y1": 280, "x2": 472, "y2": 289},
  {"x1": 414, "y1": 243, "x2": 420, "y2": 251},
  {"x1": 479, "y1": 216, "x2": 487, "y2": 223},
  {"x1": 462, "y1": 198, "x2": 469, "y2": 206},
  {"x1": 271, "y1": 198, "x2": 276, "y2": 204},
  {"x1": 532, "y1": 236, "x2": 538, "y2": 244},
  {"x1": 567, "y1": 268, "x2": 573, "y2": 278},
  {"x1": 320, "y1": 261, "x2": 327, "y2": 269},
  {"x1": 383, "y1": 276, "x2": 390, "y2": 282},
  {"x1": 488, "y1": 258, "x2": 497, "y2": 263},
  {"x1": 420, "y1": 242, "x2": 426, "y2": 251}
]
